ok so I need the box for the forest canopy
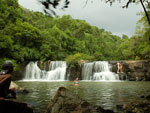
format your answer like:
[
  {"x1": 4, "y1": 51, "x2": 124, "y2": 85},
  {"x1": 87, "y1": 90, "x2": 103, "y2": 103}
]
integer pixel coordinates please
[{"x1": 0, "y1": 0, "x2": 150, "y2": 69}]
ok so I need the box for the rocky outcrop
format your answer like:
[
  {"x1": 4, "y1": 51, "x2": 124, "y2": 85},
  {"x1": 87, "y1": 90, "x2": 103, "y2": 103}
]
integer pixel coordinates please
[
  {"x1": 45, "y1": 87, "x2": 114, "y2": 113},
  {"x1": 67, "y1": 60, "x2": 150, "y2": 81},
  {"x1": 66, "y1": 60, "x2": 89, "y2": 80},
  {"x1": 110, "y1": 60, "x2": 150, "y2": 81},
  {"x1": 124, "y1": 60, "x2": 150, "y2": 81},
  {"x1": 66, "y1": 64, "x2": 82, "y2": 81},
  {"x1": 0, "y1": 98, "x2": 33, "y2": 113}
]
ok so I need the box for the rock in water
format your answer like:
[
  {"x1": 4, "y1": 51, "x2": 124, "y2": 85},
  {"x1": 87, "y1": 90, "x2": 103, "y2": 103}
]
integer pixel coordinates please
[
  {"x1": 9, "y1": 81, "x2": 29, "y2": 94},
  {"x1": 45, "y1": 87, "x2": 91, "y2": 113},
  {"x1": 0, "y1": 98, "x2": 33, "y2": 113},
  {"x1": 45, "y1": 87, "x2": 114, "y2": 113}
]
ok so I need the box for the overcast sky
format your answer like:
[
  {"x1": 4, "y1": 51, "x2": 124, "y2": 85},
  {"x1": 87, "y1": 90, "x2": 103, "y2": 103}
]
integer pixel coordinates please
[{"x1": 18, "y1": 0, "x2": 143, "y2": 37}]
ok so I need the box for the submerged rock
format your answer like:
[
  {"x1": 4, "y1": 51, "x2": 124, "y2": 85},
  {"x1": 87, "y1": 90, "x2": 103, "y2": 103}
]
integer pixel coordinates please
[
  {"x1": 45, "y1": 87, "x2": 114, "y2": 113},
  {"x1": 0, "y1": 98, "x2": 33, "y2": 113}
]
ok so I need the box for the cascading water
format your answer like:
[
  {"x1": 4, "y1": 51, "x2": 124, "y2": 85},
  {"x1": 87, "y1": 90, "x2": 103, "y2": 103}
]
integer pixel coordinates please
[
  {"x1": 82, "y1": 61, "x2": 119, "y2": 81},
  {"x1": 24, "y1": 61, "x2": 67, "y2": 81},
  {"x1": 24, "y1": 62, "x2": 41, "y2": 80},
  {"x1": 82, "y1": 63, "x2": 94, "y2": 80}
]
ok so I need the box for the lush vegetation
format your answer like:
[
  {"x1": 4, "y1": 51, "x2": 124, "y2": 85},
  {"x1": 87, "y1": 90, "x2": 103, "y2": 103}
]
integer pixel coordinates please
[{"x1": 0, "y1": 0, "x2": 149, "y2": 72}]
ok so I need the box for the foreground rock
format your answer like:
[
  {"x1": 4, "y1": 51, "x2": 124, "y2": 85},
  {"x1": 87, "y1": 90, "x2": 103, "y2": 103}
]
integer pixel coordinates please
[
  {"x1": 0, "y1": 98, "x2": 33, "y2": 113},
  {"x1": 122, "y1": 100, "x2": 150, "y2": 113},
  {"x1": 45, "y1": 87, "x2": 114, "y2": 113}
]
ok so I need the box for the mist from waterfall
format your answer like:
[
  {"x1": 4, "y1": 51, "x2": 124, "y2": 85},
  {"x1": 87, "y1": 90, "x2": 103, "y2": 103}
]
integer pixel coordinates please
[
  {"x1": 82, "y1": 61, "x2": 119, "y2": 81},
  {"x1": 24, "y1": 61, "x2": 67, "y2": 81}
]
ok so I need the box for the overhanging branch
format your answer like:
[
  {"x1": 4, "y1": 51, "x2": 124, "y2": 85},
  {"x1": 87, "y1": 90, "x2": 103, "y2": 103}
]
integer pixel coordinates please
[{"x1": 139, "y1": 0, "x2": 150, "y2": 25}]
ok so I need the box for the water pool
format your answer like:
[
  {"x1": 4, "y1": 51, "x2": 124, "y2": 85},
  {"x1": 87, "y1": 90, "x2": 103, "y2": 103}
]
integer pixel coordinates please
[{"x1": 16, "y1": 81, "x2": 150, "y2": 113}]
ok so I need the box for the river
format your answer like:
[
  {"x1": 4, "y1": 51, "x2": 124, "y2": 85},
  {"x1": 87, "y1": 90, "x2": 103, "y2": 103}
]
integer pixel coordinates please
[{"x1": 16, "y1": 81, "x2": 150, "y2": 113}]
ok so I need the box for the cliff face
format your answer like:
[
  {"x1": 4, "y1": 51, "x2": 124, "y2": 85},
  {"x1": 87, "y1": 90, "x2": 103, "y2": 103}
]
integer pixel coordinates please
[
  {"x1": 16, "y1": 60, "x2": 150, "y2": 81},
  {"x1": 68, "y1": 60, "x2": 150, "y2": 81},
  {"x1": 110, "y1": 60, "x2": 150, "y2": 81}
]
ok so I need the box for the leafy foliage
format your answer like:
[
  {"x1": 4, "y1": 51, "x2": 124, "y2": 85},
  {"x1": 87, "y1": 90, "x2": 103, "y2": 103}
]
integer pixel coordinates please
[
  {"x1": 0, "y1": 0, "x2": 149, "y2": 78},
  {"x1": 65, "y1": 53, "x2": 95, "y2": 64}
]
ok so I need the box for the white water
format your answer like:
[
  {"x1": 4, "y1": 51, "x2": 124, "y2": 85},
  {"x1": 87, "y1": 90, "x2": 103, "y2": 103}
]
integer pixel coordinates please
[
  {"x1": 24, "y1": 61, "x2": 67, "y2": 81},
  {"x1": 82, "y1": 61, "x2": 119, "y2": 81},
  {"x1": 82, "y1": 63, "x2": 94, "y2": 80}
]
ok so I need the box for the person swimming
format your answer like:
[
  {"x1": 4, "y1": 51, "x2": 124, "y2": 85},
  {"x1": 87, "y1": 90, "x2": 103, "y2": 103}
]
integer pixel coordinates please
[{"x1": 73, "y1": 77, "x2": 79, "y2": 86}]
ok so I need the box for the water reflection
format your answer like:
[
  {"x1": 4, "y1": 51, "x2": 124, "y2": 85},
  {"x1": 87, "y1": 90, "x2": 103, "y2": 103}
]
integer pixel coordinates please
[{"x1": 16, "y1": 81, "x2": 150, "y2": 113}]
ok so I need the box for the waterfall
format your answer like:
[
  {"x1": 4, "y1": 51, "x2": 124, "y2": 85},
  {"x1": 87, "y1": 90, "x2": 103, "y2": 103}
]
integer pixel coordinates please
[
  {"x1": 82, "y1": 61, "x2": 119, "y2": 81},
  {"x1": 82, "y1": 63, "x2": 94, "y2": 80},
  {"x1": 24, "y1": 61, "x2": 67, "y2": 81},
  {"x1": 24, "y1": 62, "x2": 41, "y2": 79}
]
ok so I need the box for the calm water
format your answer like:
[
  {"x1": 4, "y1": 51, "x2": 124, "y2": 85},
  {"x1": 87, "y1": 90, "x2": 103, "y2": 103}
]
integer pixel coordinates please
[{"x1": 16, "y1": 81, "x2": 150, "y2": 113}]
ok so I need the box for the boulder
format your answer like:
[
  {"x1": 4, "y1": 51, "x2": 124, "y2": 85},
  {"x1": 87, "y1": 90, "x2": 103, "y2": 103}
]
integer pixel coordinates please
[
  {"x1": 122, "y1": 100, "x2": 150, "y2": 113},
  {"x1": 0, "y1": 98, "x2": 33, "y2": 113},
  {"x1": 45, "y1": 87, "x2": 114, "y2": 113},
  {"x1": 9, "y1": 81, "x2": 29, "y2": 94}
]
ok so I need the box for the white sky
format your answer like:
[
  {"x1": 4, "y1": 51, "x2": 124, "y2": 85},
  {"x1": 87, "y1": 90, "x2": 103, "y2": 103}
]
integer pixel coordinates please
[{"x1": 18, "y1": 0, "x2": 143, "y2": 37}]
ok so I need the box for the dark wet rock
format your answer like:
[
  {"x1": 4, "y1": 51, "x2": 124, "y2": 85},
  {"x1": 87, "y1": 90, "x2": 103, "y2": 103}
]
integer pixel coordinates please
[
  {"x1": 95, "y1": 106, "x2": 114, "y2": 113},
  {"x1": 45, "y1": 87, "x2": 115, "y2": 113},
  {"x1": 140, "y1": 95, "x2": 145, "y2": 98},
  {"x1": 146, "y1": 95, "x2": 150, "y2": 99},
  {"x1": 122, "y1": 100, "x2": 150, "y2": 113},
  {"x1": 124, "y1": 60, "x2": 150, "y2": 81},
  {"x1": 110, "y1": 60, "x2": 150, "y2": 81},
  {"x1": 116, "y1": 104, "x2": 123, "y2": 111},
  {"x1": 118, "y1": 72, "x2": 127, "y2": 80},
  {"x1": 66, "y1": 63, "x2": 83, "y2": 81},
  {"x1": 109, "y1": 61, "x2": 118, "y2": 72},
  {"x1": 0, "y1": 98, "x2": 33, "y2": 113}
]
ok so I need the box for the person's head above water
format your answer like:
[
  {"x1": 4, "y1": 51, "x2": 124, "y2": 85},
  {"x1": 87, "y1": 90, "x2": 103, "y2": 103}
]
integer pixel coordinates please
[{"x1": 0, "y1": 60, "x2": 13, "y2": 75}]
